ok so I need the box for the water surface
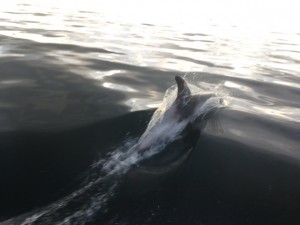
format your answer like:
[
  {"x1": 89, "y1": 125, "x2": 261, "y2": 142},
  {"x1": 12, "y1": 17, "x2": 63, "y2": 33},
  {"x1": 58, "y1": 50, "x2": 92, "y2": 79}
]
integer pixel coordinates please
[{"x1": 0, "y1": 1, "x2": 300, "y2": 225}]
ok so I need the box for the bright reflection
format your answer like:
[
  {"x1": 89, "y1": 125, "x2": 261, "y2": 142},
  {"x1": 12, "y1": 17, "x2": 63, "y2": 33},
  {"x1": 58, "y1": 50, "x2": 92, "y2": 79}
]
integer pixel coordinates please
[
  {"x1": 252, "y1": 106, "x2": 300, "y2": 122},
  {"x1": 1, "y1": 0, "x2": 299, "y2": 74},
  {"x1": 125, "y1": 98, "x2": 161, "y2": 111},
  {"x1": 103, "y1": 82, "x2": 137, "y2": 92},
  {"x1": 89, "y1": 70, "x2": 123, "y2": 80},
  {"x1": 224, "y1": 81, "x2": 252, "y2": 92},
  {"x1": 1, "y1": 0, "x2": 300, "y2": 33},
  {"x1": 233, "y1": 99, "x2": 300, "y2": 123},
  {"x1": 0, "y1": 79, "x2": 35, "y2": 87},
  {"x1": 273, "y1": 80, "x2": 300, "y2": 89}
]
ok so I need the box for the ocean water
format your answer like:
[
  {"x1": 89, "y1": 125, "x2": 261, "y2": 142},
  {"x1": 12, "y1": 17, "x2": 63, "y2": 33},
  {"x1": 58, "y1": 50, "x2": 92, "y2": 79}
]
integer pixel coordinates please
[{"x1": 0, "y1": 1, "x2": 300, "y2": 225}]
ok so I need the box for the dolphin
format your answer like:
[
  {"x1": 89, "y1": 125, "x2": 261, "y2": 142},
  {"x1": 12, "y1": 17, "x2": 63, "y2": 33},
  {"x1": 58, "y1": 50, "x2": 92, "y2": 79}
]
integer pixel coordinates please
[
  {"x1": 135, "y1": 76, "x2": 218, "y2": 155},
  {"x1": 124, "y1": 76, "x2": 222, "y2": 193}
]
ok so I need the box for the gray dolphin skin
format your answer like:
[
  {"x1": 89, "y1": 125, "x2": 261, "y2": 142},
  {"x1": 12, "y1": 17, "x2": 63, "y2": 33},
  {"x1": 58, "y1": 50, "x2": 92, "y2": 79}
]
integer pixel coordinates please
[
  {"x1": 175, "y1": 75, "x2": 192, "y2": 110},
  {"x1": 135, "y1": 76, "x2": 217, "y2": 155},
  {"x1": 175, "y1": 75, "x2": 216, "y2": 120},
  {"x1": 125, "y1": 76, "x2": 221, "y2": 192}
]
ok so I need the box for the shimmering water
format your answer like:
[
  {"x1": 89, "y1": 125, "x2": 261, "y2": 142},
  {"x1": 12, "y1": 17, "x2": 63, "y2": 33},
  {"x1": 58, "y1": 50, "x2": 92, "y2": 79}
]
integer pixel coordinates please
[{"x1": 0, "y1": 1, "x2": 300, "y2": 225}]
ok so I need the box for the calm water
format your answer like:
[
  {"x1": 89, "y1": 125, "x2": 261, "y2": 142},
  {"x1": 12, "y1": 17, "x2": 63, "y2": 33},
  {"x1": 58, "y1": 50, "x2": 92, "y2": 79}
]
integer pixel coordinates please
[{"x1": 0, "y1": 1, "x2": 300, "y2": 225}]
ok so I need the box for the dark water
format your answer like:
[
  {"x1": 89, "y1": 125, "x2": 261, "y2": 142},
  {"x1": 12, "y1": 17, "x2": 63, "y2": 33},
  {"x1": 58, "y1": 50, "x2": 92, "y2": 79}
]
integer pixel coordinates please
[{"x1": 1, "y1": 2, "x2": 300, "y2": 225}]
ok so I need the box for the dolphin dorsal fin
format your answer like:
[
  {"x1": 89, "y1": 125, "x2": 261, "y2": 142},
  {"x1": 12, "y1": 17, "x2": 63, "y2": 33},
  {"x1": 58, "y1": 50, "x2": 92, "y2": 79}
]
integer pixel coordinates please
[{"x1": 175, "y1": 76, "x2": 191, "y2": 107}]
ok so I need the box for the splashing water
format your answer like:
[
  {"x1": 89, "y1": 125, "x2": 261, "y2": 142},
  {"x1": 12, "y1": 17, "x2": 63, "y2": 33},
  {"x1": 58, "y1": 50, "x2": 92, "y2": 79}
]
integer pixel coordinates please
[{"x1": 2, "y1": 79, "x2": 226, "y2": 225}]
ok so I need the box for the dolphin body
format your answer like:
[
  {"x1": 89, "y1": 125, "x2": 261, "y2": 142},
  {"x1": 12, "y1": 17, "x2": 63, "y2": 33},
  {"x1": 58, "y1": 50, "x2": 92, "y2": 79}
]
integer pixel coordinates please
[
  {"x1": 136, "y1": 76, "x2": 217, "y2": 155},
  {"x1": 124, "y1": 76, "x2": 221, "y2": 193}
]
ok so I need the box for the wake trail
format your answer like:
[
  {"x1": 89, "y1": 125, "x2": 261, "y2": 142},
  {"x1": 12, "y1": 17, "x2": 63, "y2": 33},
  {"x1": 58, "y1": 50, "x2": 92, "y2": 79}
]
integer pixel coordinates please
[{"x1": 1, "y1": 78, "x2": 226, "y2": 225}]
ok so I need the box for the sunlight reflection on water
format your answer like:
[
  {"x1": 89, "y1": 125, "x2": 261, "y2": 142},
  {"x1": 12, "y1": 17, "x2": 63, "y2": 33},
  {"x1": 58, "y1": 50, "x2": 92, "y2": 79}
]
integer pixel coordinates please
[{"x1": 0, "y1": 0, "x2": 299, "y2": 128}]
